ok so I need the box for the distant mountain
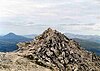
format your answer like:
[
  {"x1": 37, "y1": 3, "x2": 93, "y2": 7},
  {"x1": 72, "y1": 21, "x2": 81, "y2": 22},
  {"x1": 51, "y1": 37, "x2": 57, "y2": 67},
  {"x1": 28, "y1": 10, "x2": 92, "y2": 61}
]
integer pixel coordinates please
[
  {"x1": 0, "y1": 33, "x2": 32, "y2": 42},
  {"x1": 4, "y1": 33, "x2": 17, "y2": 37},
  {"x1": 73, "y1": 38, "x2": 100, "y2": 55},
  {"x1": 64, "y1": 33, "x2": 100, "y2": 43},
  {"x1": 64, "y1": 33, "x2": 100, "y2": 55},
  {"x1": 0, "y1": 33, "x2": 32, "y2": 52}
]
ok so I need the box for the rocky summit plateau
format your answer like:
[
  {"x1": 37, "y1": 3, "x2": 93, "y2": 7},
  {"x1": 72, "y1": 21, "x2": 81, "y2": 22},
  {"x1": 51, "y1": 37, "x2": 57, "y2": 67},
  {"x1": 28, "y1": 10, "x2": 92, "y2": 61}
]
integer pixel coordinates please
[{"x1": 0, "y1": 28, "x2": 100, "y2": 71}]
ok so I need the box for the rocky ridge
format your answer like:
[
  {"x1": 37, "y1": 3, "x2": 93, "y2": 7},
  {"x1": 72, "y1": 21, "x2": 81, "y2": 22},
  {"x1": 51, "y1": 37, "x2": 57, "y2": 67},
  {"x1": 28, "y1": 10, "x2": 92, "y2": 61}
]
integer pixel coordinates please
[{"x1": 0, "y1": 28, "x2": 100, "y2": 71}]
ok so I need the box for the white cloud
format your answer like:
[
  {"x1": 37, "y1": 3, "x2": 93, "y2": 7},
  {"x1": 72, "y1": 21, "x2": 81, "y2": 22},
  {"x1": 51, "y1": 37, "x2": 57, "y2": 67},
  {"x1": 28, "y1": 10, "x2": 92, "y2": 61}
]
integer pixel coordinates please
[
  {"x1": 0, "y1": 0, "x2": 50, "y2": 17},
  {"x1": 92, "y1": 24, "x2": 100, "y2": 31},
  {"x1": 0, "y1": 0, "x2": 100, "y2": 35}
]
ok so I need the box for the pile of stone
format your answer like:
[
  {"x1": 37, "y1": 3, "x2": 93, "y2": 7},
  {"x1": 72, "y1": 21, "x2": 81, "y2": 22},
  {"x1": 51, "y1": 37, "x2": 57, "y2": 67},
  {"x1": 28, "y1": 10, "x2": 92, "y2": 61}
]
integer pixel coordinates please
[{"x1": 18, "y1": 28, "x2": 100, "y2": 71}]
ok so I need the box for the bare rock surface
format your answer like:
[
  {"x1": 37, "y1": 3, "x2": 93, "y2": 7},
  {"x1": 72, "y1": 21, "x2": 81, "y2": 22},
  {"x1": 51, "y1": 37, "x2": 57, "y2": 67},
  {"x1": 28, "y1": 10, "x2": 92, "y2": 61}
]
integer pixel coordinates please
[
  {"x1": 0, "y1": 28, "x2": 100, "y2": 71},
  {"x1": 0, "y1": 52, "x2": 51, "y2": 71}
]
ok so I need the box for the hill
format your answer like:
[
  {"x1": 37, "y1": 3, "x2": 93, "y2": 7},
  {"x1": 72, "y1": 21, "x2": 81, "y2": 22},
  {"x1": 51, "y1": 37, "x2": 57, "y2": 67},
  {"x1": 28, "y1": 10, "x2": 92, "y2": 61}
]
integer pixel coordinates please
[
  {"x1": 0, "y1": 33, "x2": 32, "y2": 52},
  {"x1": 0, "y1": 33, "x2": 32, "y2": 42},
  {"x1": 73, "y1": 38, "x2": 100, "y2": 55},
  {"x1": 64, "y1": 33, "x2": 100, "y2": 43}
]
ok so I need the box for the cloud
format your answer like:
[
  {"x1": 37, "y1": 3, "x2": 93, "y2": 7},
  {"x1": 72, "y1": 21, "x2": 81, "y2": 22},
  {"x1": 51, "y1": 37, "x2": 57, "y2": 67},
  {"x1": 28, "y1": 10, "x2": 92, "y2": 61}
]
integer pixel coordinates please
[{"x1": 0, "y1": 0, "x2": 100, "y2": 35}]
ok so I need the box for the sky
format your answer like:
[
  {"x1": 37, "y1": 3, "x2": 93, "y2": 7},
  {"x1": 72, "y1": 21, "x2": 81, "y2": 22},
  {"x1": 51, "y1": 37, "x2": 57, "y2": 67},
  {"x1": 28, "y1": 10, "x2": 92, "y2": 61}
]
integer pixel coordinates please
[{"x1": 0, "y1": 0, "x2": 100, "y2": 35}]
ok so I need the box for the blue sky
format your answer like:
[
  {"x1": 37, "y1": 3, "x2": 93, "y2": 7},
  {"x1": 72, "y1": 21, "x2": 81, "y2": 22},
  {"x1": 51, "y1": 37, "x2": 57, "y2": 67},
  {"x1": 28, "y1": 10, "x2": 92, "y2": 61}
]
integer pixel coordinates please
[{"x1": 0, "y1": 0, "x2": 100, "y2": 35}]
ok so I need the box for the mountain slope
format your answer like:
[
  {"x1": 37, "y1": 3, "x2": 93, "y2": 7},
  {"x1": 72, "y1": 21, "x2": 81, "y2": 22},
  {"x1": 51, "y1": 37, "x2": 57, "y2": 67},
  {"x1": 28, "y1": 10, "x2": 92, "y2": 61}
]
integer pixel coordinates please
[
  {"x1": 0, "y1": 33, "x2": 32, "y2": 52},
  {"x1": 73, "y1": 38, "x2": 100, "y2": 55},
  {"x1": 64, "y1": 33, "x2": 100, "y2": 43},
  {"x1": 0, "y1": 33, "x2": 32, "y2": 42}
]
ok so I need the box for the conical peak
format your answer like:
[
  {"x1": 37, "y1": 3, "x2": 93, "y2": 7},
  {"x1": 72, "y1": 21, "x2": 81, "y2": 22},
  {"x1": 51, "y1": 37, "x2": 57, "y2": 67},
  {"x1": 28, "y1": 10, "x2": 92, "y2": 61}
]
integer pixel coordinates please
[
  {"x1": 35, "y1": 28, "x2": 54, "y2": 40},
  {"x1": 43, "y1": 28, "x2": 55, "y2": 35},
  {"x1": 35, "y1": 28, "x2": 69, "y2": 41},
  {"x1": 39, "y1": 28, "x2": 55, "y2": 38},
  {"x1": 46, "y1": 28, "x2": 53, "y2": 32}
]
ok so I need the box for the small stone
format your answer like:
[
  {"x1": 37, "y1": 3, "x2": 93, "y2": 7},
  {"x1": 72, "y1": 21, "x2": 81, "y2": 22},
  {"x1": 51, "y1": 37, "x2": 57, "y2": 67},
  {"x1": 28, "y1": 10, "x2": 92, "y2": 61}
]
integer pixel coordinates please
[
  {"x1": 37, "y1": 48, "x2": 41, "y2": 52},
  {"x1": 50, "y1": 47, "x2": 55, "y2": 51},
  {"x1": 62, "y1": 52, "x2": 65, "y2": 57},
  {"x1": 58, "y1": 56, "x2": 63, "y2": 60},
  {"x1": 61, "y1": 60, "x2": 64, "y2": 64},
  {"x1": 64, "y1": 58, "x2": 69, "y2": 64},
  {"x1": 46, "y1": 51, "x2": 53, "y2": 56},
  {"x1": 42, "y1": 55, "x2": 45, "y2": 59}
]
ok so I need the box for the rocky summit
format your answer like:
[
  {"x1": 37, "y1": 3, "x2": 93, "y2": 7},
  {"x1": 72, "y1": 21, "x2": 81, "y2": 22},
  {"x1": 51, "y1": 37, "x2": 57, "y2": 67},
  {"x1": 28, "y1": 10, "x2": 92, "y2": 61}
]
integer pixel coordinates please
[{"x1": 0, "y1": 28, "x2": 100, "y2": 71}]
